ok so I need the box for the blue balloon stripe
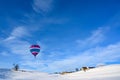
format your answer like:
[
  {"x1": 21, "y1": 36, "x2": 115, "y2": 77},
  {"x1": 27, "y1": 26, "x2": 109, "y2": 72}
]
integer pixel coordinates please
[
  {"x1": 30, "y1": 48, "x2": 40, "y2": 49},
  {"x1": 30, "y1": 49, "x2": 40, "y2": 53}
]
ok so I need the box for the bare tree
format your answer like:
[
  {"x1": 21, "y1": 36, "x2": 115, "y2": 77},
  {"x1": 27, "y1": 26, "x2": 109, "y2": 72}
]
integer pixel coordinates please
[{"x1": 13, "y1": 64, "x2": 19, "y2": 71}]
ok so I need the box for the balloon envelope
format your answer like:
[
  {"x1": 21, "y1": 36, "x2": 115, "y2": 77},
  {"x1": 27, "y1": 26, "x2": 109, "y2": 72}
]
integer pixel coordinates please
[{"x1": 30, "y1": 45, "x2": 40, "y2": 57}]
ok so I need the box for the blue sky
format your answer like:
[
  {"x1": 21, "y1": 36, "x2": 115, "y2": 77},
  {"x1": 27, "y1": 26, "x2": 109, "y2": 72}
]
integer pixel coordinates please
[{"x1": 0, "y1": 0, "x2": 120, "y2": 73}]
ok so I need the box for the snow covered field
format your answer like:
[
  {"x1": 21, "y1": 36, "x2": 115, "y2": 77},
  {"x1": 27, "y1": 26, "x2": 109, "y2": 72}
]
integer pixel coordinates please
[
  {"x1": 64, "y1": 64, "x2": 120, "y2": 80},
  {"x1": 0, "y1": 64, "x2": 120, "y2": 80}
]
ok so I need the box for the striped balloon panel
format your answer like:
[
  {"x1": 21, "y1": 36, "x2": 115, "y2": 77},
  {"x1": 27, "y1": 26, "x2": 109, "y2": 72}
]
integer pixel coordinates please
[
  {"x1": 32, "y1": 52, "x2": 38, "y2": 56},
  {"x1": 30, "y1": 49, "x2": 40, "y2": 53},
  {"x1": 30, "y1": 45, "x2": 40, "y2": 48}
]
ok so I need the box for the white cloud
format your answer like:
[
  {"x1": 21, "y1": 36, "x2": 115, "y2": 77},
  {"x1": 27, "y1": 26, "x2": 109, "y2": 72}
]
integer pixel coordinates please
[
  {"x1": 4, "y1": 36, "x2": 15, "y2": 41},
  {"x1": 4, "y1": 27, "x2": 29, "y2": 41},
  {"x1": 1, "y1": 52, "x2": 9, "y2": 56},
  {"x1": 32, "y1": 0, "x2": 53, "y2": 13},
  {"x1": 40, "y1": 17, "x2": 68, "y2": 24},
  {"x1": 5, "y1": 40, "x2": 30, "y2": 55},
  {"x1": 11, "y1": 27, "x2": 28, "y2": 37},
  {"x1": 2, "y1": 26, "x2": 31, "y2": 56},
  {"x1": 76, "y1": 27, "x2": 109, "y2": 48}
]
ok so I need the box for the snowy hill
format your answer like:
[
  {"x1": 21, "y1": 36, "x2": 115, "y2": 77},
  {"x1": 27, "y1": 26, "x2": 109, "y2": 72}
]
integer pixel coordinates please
[
  {"x1": 10, "y1": 71, "x2": 66, "y2": 80},
  {"x1": 0, "y1": 69, "x2": 11, "y2": 80},
  {"x1": 63, "y1": 64, "x2": 120, "y2": 80},
  {"x1": 0, "y1": 64, "x2": 120, "y2": 80},
  {"x1": 0, "y1": 69, "x2": 66, "y2": 80}
]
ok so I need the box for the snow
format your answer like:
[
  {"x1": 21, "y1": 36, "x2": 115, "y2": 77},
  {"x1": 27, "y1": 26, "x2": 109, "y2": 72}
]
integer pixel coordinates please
[
  {"x1": 11, "y1": 71, "x2": 66, "y2": 80},
  {"x1": 0, "y1": 64, "x2": 120, "y2": 80},
  {"x1": 63, "y1": 64, "x2": 120, "y2": 80},
  {"x1": 0, "y1": 69, "x2": 11, "y2": 79}
]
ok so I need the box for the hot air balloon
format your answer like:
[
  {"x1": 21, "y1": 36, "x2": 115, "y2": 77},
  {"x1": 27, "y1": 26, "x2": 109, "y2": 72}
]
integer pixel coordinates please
[{"x1": 30, "y1": 44, "x2": 40, "y2": 58}]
